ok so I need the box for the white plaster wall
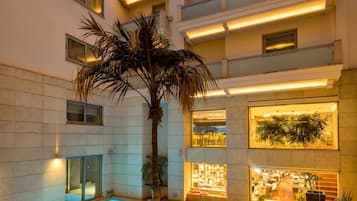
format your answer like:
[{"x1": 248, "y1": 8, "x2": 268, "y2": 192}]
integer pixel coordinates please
[
  {"x1": 225, "y1": 12, "x2": 335, "y2": 59},
  {"x1": 0, "y1": 0, "x2": 129, "y2": 81}
]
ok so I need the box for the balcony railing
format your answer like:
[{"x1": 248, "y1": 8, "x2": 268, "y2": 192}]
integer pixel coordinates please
[
  {"x1": 226, "y1": 0, "x2": 263, "y2": 9},
  {"x1": 182, "y1": 0, "x2": 221, "y2": 21},
  {"x1": 206, "y1": 42, "x2": 340, "y2": 79},
  {"x1": 181, "y1": 0, "x2": 265, "y2": 21},
  {"x1": 121, "y1": 11, "x2": 168, "y2": 35}
]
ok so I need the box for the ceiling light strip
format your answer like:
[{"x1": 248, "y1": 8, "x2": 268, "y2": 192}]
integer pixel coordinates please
[
  {"x1": 186, "y1": 24, "x2": 225, "y2": 40},
  {"x1": 227, "y1": 0, "x2": 326, "y2": 30},
  {"x1": 228, "y1": 79, "x2": 329, "y2": 95}
]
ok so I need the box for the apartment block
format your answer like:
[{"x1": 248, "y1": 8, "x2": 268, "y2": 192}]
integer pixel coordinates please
[{"x1": 0, "y1": 0, "x2": 356, "y2": 201}]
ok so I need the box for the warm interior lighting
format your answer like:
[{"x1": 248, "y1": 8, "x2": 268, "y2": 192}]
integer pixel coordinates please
[
  {"x1": 194, "y1": 89, "x2": 226, "y2": 98},
  {"x1": 124, "y1": 0, "x2": 141, "y2": 5},
  {"x1": 227, "y1": 0, "x2": 326, "y2": 30},
  {"x1": 266, "y1": 42, "x2": 295, "y2": 51},
  {"x1": 186, "y1": 24, "x2": 225, "y2": 40},
  {"x1": 228, "y1": 79, "x2": 329, "y2": 95},
  {"x1": 192, "y1": 110, "x2": 226, "y2": 121}
]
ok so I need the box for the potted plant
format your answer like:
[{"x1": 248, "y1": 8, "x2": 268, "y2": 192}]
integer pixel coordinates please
[
  {"x1": 302, "y1": 172, "x2": 325, "y2": 201},
  {"x1": 142, "y1": 155, "x2": 168, "y2": 200}
]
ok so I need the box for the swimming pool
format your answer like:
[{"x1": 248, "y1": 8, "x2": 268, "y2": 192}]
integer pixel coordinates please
[{"x1": 106, "y1": 199, "x2": 125, "y2": 201}]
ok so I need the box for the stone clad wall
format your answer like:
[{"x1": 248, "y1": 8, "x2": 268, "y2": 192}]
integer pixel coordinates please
[
  {"x1": 338, "y1": 69, "x2": 357, "y2": 198},
  {"x1": 182, "y1": 69, "x2": 357, "y2": 201},
  {"x1": 0, "y1": 63, "x2": 122, "y2": 201}
]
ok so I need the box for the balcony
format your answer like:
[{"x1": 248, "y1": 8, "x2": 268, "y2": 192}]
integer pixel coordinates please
[
  {"x1": 182, "y1": 0, "x2": 265, "y2": 21},
  {"x1": 177, "y1": 0, "x2": 329, "y2": 41},
  {"x1": 121, "y1": 10, "x2": 168, "y2": 35},
  {"x1": 206, "y1": 42, "x2": 341, "y2": 79}
]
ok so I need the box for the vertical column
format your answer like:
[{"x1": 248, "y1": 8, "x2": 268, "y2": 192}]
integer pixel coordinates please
[
  {"x1": 339, "y1": 69, "x2": 357, "y2": 198},
  {"x1": 168, "y1": 0, "x2": 185, "y2": 49},
  {"x1": 226, "y1": 96, "x2": 249, "y2": 200},
  {"x1": 167, "y1": 100, "x2": 188, "y2": 200}
]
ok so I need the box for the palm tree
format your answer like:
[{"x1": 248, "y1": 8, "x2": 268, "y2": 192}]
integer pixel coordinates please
[{"x1": 75, "y1": 14, "x2": 216, "y2": 200}]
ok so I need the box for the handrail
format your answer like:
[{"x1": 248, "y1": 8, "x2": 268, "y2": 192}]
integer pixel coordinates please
[
  {"x1": 182, "y1": 0, "x2": 215, "y2": 9},
  {"x1": 229, "y1": 42, "x2": 335, "y2": 62}
]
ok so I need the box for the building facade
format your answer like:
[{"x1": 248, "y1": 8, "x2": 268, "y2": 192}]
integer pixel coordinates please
[{"x1": 0, "y1": 0, "x2": 356, "y2": 201}]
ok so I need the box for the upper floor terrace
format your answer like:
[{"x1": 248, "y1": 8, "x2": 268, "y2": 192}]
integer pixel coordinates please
[{"x1": 177, "y1": 0, "x2": 332, "y2": 42}]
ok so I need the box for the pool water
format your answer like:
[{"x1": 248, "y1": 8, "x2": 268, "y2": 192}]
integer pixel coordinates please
[{"x1": 107, "y1": 199, "x2": 125, "y2": 201}]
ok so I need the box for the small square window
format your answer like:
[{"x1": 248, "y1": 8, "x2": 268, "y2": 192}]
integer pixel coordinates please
[
  {"x1": 263, "y1": 29, "x2": 297, "y2": 53},
  {"x1": 67, "y1": 100, "x2": 103, "y2": 125},
  {"x1": 66, "y1": 35, "x2": 101, "y2": 67}
]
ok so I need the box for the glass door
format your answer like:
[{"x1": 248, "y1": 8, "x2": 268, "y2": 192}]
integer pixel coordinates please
[
  {"x1": 84, "y1": 156, "x2": 101, "y2": 200},
  {"x1": 66, "y1": 158, "x2": 83, "y2": 201},
  {"x1": 66, "y1": 155, "x2": 102, "y2": 201}
]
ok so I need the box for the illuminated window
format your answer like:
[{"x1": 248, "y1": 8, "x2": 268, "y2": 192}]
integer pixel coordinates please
[
  {"x1": 66, "y1": 34, "x2": 101, "y2": 67},
  {"x1": 75, "y1": 0, "x2": 103, "y2": 15},
  {"x1": 191, "y1": 163, "x2": 226, "y2": 196},
  {"x1": 67, "y1": 100, "x2": 103, "y2": 125},
  {"x1": 192, "y1": 110, "x2": 226, "y2": 148},
  {"x1": 249, "y1": 102, "x2": 338, "y2": 149},
  {"x1": 250, "y1": 167, "x2": 338, "y2": 201},
  {"x1": 263, "y1": 29, "x2": 297, "y2": 53}
]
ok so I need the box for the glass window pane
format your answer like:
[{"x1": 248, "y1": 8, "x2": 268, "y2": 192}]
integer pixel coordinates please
[
  {"x1": 250, "y1": 167, "x2": 338, "y2": 201},
  {"x1": 264, "y1": 29, "x2": 297, "y2": 53},
  {"x1": 84, "y1": 157, "x2": 101, "y2": 200},
  {"x1": 249, "y1": 102, "x2": 338, "y2": 149},
  {"x1": 191, "y1": 163, "x2": 226, "y2": 197},
  {"x1": 67, "y1": 102, "x2": 85, "y2": 123},
  {"x1": 87, "y1": 0, "x2": 103, "y2": 14},
  {"x1": 66, "y1": 159, "x2": 83, "y2": 201},
  {"x1": 67, "y1": 38, "x2": 86, "y2": 64},
  {"x1": 86, "y1": 47, "x2": 101, "y2": 66},
  {"x1": 86, "y1": 104, "x2": 102, "y2": 125},
  {"x1": 192, "y1": 110, "x2": 226, "y2": 147}
]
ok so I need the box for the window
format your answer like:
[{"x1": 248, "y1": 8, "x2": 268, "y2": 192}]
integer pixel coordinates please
[
  {"x1": 192, "y1": 110, "x2": 226, "y2": 148},
  {"x1": 249, "y1": 102, "x2": 338, "y2": 149},
  {"x1": 263, "y1": 29, "x2": 297, "y2": 53},
  {"x1": 66, "y1": 35, "x2": 101, "y2": 67},
  {"x1": 75, "y1": 0, "x2": 103, "y2": 15},
  {"x1": 250, "y1": 167, "x2": 338, "y2": 201},
  {"x1": 191, "y1": 163, "x2": 226, "y2": 197},
  {"x1": 66, "y1": 155, "x2": 102, "y2": 201},
  {"x1": 67, "y1": 100, "x2": 103, "y2": 125}
]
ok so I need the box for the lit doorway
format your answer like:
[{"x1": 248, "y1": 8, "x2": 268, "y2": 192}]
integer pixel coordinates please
[{"x1": 66, "y1": 155, "x2": 102, "y2": 201}]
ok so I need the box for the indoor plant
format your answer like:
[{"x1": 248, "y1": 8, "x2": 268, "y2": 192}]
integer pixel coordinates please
[
  {"x1": 256, "y1": 113, "x2": 327, "y2": 146},
  {"x1": 302, "y1": 172, "x2": 325, "y2": 201}
]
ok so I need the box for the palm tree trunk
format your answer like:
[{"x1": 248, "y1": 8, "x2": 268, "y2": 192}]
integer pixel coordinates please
[{"x1": 150, "y1": 104, "x2": 162, "y2": 201}]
